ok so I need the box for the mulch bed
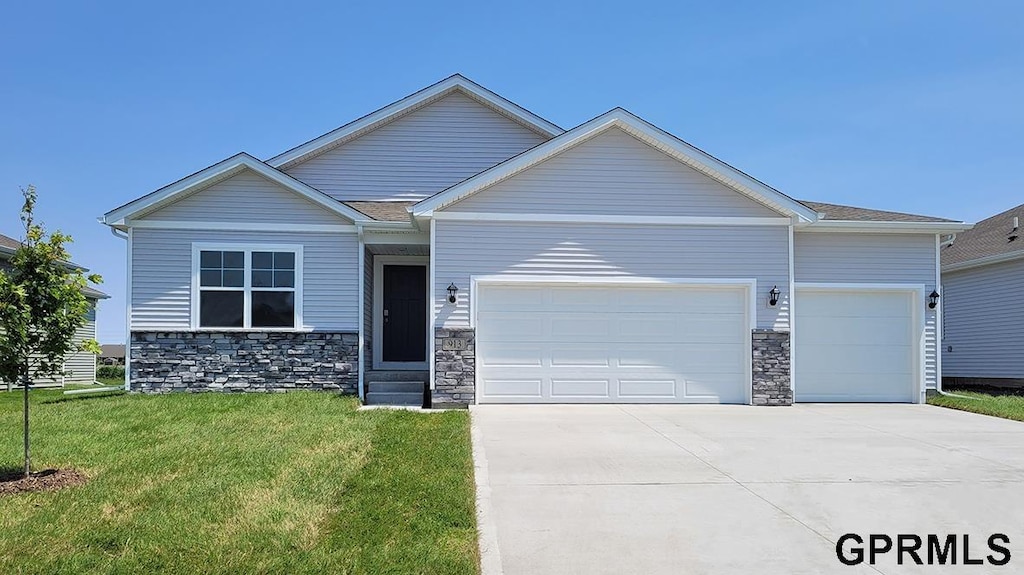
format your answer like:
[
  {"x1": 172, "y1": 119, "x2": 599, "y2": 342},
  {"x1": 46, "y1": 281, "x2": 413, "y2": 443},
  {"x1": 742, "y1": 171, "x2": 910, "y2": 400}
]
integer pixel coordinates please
[{"x1": 0, "y1": 468, "x2": 88, "y2": 496}]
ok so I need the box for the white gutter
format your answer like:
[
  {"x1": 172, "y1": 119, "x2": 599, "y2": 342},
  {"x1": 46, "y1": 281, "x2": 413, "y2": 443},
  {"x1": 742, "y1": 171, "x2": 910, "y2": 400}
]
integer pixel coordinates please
[{"x1": 943, "y1": 249, "x2": 1024, "y2": 273}]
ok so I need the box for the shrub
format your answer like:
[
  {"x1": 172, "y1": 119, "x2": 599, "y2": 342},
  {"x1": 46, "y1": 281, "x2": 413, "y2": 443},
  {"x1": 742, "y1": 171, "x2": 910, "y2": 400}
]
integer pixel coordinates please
[{"x1": 96, "y1": 365, "x2": 125, "y2": 380}]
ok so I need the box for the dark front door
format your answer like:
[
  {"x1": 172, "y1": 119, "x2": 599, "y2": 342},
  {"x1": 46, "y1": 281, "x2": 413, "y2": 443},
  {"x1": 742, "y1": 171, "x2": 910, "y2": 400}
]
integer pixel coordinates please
[{"x1": 382, "y1": 264, "x2": 427, "y2": 363}]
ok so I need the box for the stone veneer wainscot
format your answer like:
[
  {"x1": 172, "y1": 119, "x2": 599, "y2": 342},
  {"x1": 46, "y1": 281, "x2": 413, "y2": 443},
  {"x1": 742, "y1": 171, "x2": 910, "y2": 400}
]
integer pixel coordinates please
[
  {"x1": 751, "y1": 329, "x2": 792, "y2": 406},
  {"x1": 432, "y1": 327, "x2": 476, "y2": 408},
  {"x1": 130, "y1": 331, "x2": 358, "y2": 393}
]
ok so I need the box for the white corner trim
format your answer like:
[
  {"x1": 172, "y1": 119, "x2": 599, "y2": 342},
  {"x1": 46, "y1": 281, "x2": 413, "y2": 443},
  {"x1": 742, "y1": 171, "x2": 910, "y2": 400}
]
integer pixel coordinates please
[
  {"x1": 124, "y1": 227, "x2": 133, "y2": 391},
  {"x1": 801, "y1": 220, "x2": 972, "y2": 233},
  {"x1": 942, "y1": 249, "x2": 1024, "y2": 273},
  {"x1": 128, "y1": 220, "x2": 358, "y2": 233},
  {"x1": 787, "y1": 224, "x2": 796, "y2": 395},
  {"x1": 431, "y1": 211, "x2": 792, "y2": 226},
  {"x1": 429, "y1": 219, "x2": 436, "y2": 391},
  {"x1": 103, "y1": 153, "x2": 368, "y2": 225},
  {"x1": 357, "y1": 238, "x2": 365, "y2": 401},
  {"x1": 412, "y1": 109, "x2": 819, "y2": 222},
  {"x1": 267, "y1": 75, "x2": 562, "y2": 168},
  {"x1": 934, "y1": 234, "x2": 942, "y2": 391},
  {"x1": 189, "y1": 242, "x2": 305, "y2": 331}
]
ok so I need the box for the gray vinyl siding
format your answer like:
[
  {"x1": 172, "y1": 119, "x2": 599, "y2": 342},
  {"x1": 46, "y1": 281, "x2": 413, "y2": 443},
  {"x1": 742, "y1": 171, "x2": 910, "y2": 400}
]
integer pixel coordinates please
[
  {"x1": 141, "y1": 170, "x2": 348, "y2": 225},
  {"x1": 448, "y1": 128, "x2": 780, "y2": 217},
  {"x1": 65, "y1": 304, "x2": 97, "y2": 382},
  {"x1": 794, "y1": 232, "x2": 939, "y2": 389},
  {"x1": 131, "y1": 229, "x2": 358, "y2": 331},
  {"x1": 942, "y1": 257, "x2": 1024, "y2": 378},
  {"x1": 284, "y1": 92, "x2": 548, "y2": 202},
  {"x1": 434, "y1": 220, "x2": 790, "y2": 330}
]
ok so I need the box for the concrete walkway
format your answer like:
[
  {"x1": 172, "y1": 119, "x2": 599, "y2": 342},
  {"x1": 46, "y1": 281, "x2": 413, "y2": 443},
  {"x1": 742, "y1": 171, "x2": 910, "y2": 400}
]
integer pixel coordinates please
[{"x1": 471, "y1": 404, "x2": 1024, "y2": 575}]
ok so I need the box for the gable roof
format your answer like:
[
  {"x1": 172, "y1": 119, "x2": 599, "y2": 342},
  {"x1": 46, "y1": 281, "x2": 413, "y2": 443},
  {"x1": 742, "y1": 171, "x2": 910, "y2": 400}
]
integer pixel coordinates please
[
  {"x1": 801, "y1": 201, "x2": 955, "y2": 223},
  {"x1": 267, "y1": 74, "x2": 564, "y2": 170},
  {"x1": 0, "y1": 232, "x2": 20, "y2": 254},
  {"x1": 102, "y1": 153, "x2": 369, "y2": 226},
  {"x1": 943, "y1": 202, "x2": 1024, "y2": 270},
  {"x1": 411, "y1": 108, "x2": 821, "y2": 222}
]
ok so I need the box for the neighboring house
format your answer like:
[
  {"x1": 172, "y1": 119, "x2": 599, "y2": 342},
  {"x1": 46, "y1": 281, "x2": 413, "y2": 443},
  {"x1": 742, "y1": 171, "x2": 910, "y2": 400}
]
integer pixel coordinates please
[
  {"x1": 100, "y1": 344, "x2": 126, "y2": 365},
  {"x1": 0, "y1": 232, "x2": 110, "y2": 387},
  {"x1": 941, "y1": 203, "x2": 1024, "y2": 386},
  {"x1": 101, "y1": 75, "x2": 968, "y2": 406}
]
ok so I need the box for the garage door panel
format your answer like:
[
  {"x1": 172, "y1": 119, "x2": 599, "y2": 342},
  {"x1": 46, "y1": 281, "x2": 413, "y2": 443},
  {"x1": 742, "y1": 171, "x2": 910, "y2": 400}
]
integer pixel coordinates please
[
  {"x1": 684, "y1": 373, "x2": 746, "y2": 397},
  {"x1": 477, "y1": 283, "x2": 750, "y2": 404},
  {"x1": 479, "y1": 343, "x2": 545, "y2": 367},
  {"x1": 799, "y1": 291, "x2": 913, "y2": 318},
  {"x1": 482, "y1": 379, "x2": 543, "y2": 398},
  {"x1": 618, "y1": 379, "x2": 678, "y2": 398},
  {"x1": 550, "y1": 379, "x2": 610, "y2": 398},
  {"x1": 798, "y1": 316, "x2": 912, "y2": 346},
  {"x1": 795, "y1": 289, "x2": 917, "y2": 403}
]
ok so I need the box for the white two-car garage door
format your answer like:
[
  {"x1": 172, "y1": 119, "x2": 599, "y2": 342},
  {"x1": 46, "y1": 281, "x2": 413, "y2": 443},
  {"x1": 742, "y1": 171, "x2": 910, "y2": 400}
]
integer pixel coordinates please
[
  {"x1": 795, "y1": 288, "x2": 919, "y2": 403},
  {"x1": 475, "y1": 282, "x2": 750, "y2": 404}
]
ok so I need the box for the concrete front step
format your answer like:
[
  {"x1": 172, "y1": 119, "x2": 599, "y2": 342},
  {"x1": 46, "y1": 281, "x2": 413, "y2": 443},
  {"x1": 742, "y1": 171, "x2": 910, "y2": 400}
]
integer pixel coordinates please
[
  {"x1": 365, "y1": 391, "x2": 424, "y2": 406},
  {"x1": 368, "y1": 381, "x2": 424, "y2": 393},
  {"x1": 364, "y1": 370, "x2": 430, "y2": 383}
]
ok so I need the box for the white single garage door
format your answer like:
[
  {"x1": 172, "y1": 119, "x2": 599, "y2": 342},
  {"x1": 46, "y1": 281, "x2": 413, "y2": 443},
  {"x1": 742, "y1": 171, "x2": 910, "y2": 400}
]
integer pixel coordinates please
[
  {"x1": 475, "y1": 282, "x2": 750, "y2": 404},
  {"x1": 795, "y1": 288, "x2": 918, "y2": 402}
]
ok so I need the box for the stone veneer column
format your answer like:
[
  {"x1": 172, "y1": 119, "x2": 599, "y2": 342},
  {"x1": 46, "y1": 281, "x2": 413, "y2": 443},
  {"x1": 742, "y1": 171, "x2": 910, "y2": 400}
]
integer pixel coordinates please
[
  {"x1": 751, "y1": 329, "x2": 792, "y2": 406},
  {"x1": 432, "y1": 327, "x2": 476, "y2": 408},
  {"x1": 129, "y1": 331, "x2": 358, "y2": 393}
]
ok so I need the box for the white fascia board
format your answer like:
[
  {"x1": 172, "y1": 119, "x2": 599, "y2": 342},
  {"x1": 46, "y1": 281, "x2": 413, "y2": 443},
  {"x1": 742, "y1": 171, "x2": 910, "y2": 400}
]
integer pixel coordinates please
[
  {"x1": 431, "y1": 211, "x2": 791, "y2": 226},
  {"x1": 267, "y1": 75, "x2": 563, "y2": 169},
  {"x1": 102, "y1": 153, "x2": 369, "y2": 226},
  {"x1": 800, "y1": 220, "x2": 973, "y2": 234},
  {"x1": 942, "y1": 249, "x2": 1024, "y2": 273},
  {"x1": 412, "y1": 109, "x2": 819, "y2": 222}
]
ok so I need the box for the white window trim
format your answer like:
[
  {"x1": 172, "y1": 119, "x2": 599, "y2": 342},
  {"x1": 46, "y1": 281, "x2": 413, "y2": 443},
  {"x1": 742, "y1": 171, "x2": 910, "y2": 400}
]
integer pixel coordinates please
[
  {"x1": 190, "y1": 242, "x2": 305, "y2": 331},
  {"x1": 373, "y1": 255, "x2": 430, "y2": 370}
]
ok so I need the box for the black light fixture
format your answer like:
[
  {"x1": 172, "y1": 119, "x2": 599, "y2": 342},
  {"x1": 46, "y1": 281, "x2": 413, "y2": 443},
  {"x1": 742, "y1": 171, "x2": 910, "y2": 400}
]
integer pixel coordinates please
[
  {"x1": 768, "y1": 285, "x2": 781, "y2": 307},
  {"x1": 928, "y1": 290, "x2": 940, "y2": 309},
  {"x1": 447, "y1": 282, "x2": 459, "y2": 303}
]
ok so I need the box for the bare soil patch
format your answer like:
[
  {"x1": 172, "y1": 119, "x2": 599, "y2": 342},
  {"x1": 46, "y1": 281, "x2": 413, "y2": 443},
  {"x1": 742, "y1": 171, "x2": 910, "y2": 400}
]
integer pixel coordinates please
[{"x1": 0, "y1": 468, "x2": 88, "y2": 496}]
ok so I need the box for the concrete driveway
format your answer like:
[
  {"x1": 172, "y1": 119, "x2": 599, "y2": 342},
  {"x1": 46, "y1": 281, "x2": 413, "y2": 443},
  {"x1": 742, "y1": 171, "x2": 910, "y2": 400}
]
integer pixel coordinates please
[{"x1": 471, "y1": 404, "x2": 1024, "y2": 575}]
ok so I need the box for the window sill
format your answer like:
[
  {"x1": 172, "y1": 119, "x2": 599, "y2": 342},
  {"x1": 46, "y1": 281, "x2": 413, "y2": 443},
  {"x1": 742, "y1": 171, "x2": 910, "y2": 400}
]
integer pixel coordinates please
[{"x1": 189, "y1": 327, "x2": 312, "y2": 333}]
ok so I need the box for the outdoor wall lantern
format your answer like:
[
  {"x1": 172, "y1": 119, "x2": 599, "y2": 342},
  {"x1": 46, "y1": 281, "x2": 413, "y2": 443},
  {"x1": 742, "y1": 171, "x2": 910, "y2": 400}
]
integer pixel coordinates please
[
  {"x1": 928, "y1": 290, "x2": 940, "y2": 309},
  {"x1": 768, "y1": 285, "x2": 781, "y2": 307},
  {"x1": 447, "y1": 282, "x2": 459, "y2": 303}
]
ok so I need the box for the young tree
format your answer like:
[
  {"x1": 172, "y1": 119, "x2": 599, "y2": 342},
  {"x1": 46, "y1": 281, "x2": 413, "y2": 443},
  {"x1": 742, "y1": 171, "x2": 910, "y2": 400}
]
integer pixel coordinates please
[{"x1": 0, "y1": 186, "x2": 101, "y2": 477}]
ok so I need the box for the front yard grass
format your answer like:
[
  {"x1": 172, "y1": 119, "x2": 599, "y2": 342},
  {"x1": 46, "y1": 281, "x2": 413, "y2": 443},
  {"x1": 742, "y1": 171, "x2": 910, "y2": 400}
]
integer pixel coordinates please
[
  {"x1": 928, "y1": 390, "x2": 1024, "y2": 422},
  {"x1": 0, "y1": 389, "x2": 478, "y2": 574}
]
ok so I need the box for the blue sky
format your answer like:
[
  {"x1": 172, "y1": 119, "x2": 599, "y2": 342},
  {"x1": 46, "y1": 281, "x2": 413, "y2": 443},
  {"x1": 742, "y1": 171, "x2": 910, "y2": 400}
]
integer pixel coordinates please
[{"x1": 2, "y1": 1, "x2": 1021, "y2": 343}]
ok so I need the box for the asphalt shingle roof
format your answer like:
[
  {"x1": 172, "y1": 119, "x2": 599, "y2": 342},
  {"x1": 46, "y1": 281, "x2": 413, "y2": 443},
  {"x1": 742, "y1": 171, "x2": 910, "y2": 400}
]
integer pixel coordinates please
[
  {"x1": 942, "y1": 203, "x2": 1024, "y2": 267},
  {"x1": 0, "y1": 232, "x2": 109, "y2": 299},
  {"x1": 799, "y1": 201, "x2": 956, "y2": 223},
  {"x1": 0, "y1": 232, "x2": 21, "y2": 251},
  {"x1": 344, "y1": 201, "x2": 415, "y2": 222}
]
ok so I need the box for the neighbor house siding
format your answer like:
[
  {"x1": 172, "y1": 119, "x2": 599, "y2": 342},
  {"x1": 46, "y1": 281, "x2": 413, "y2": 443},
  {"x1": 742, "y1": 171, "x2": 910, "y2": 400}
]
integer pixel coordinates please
[
  {"x1": 140, "y1": 170, "x2": 348, "y2": 225},
  {"x1": 433, "y1": 220, "x2": 790, "y2": 330},
  {"x1": 794, "y1": 232, "x2": 939, "y2": 388},
  {"x1": 284, "y1": 92, "x2": 549, "y2": 202},
  {"x1": 64, "y1": 303, "x2": 98, "y2": 383},
  {"x1": 131, "y1": 229, "x2": 358, "y2": 331},
  {"x1": 942, "y1": 257, "x2": 1024, "y2": 378},
  {"x1": 447, "y1": 128, "x2": 781, "y2": 217}
]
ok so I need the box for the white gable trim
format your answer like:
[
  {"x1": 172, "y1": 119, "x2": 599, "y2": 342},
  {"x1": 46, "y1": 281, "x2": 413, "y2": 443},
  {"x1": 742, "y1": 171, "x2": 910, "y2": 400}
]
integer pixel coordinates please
[
  {"x1": 266, "y1": 74, "x2": 563, "y2": 169},
  {"x1": 412, "y1": 109, "x2": 820, "y2": 222},
  {"x1": 102, "y1": 153, "x2": 368, "y2": 226}
]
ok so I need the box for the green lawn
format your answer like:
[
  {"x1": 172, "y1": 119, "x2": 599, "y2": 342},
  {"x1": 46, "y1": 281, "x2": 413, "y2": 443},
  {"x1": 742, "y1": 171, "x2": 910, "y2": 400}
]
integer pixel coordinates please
[
  {"x1": 928, "y1": 390, "x2": 1024, "y2": 422},
  {"x1": 0, "y1": 389, "x2": 478, "y2": 574}
]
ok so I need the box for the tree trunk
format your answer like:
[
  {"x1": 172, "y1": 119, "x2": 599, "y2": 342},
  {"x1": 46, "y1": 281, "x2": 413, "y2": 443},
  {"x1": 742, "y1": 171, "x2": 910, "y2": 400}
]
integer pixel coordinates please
[{"x1": 23, "y1": 369, "x2": 30, "y2": 478}]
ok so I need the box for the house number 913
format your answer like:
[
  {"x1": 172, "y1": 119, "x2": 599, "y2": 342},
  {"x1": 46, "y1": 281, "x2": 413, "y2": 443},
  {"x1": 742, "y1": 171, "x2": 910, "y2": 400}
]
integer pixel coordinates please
[{"x1": 442, "y1": 338, "x2": 468, "y2": 351}]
